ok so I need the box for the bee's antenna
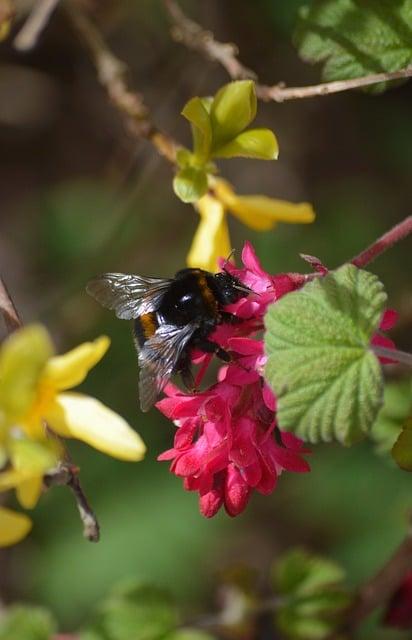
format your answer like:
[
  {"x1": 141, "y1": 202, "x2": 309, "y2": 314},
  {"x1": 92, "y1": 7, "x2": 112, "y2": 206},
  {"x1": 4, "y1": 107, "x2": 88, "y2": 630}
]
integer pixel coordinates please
[{"x1": 222, "y1": 249, "x2": 236, "y2": 271}]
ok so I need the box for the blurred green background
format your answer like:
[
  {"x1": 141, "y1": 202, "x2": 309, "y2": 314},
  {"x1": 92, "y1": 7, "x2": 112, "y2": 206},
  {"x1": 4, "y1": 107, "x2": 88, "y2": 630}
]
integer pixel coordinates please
[{"x1": 0, "y1": 1, "x2": 411, "y2": 637}]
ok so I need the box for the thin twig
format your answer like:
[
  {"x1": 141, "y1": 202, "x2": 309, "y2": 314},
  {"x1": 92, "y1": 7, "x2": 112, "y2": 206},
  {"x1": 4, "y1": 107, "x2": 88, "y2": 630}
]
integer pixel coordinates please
[
  {"x1": 351, "y1": 216, "x2": 412, "y2": 268},
  {"x1": 45, "y1": 464, "x2": 100, "y2": 542},
  {"x1": 14, "y1": 0, "x2": 62, "y2": 51},
  {"x1": 371, "y1": 345, "x2": 412, "y2": 367},
  {"x1": 0, "y1": 277, "x2": 22, "y2": 332},
  {"x1": 163, "y1": 0, "x2": 412, "y2": 102},
  {"x1": 65, "y1": 2, "x2": 178, "y2": 164},
  {"x1": 347, "y1": 521, "x2": 412, "y2": 627},
  {"x1": 163, "y1": 0, "x2": 256, "y2": 81}
]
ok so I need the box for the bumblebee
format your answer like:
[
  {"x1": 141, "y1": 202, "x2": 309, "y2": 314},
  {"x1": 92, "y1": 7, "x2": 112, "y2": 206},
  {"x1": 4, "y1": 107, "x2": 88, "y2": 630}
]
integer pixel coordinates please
[{"x1": 86, "y1": 267, "x2": 251, "y2": 411}]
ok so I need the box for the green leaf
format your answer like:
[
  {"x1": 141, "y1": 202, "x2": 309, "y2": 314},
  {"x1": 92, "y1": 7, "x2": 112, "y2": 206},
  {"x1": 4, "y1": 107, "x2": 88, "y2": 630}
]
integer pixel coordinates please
[
  {"x1": 173, "y1": 167, "x2": 208, "y2": 203},
  {"x1": 0, "y1": 605, "x2": 56, "y2": 640},
  {"x1": 294, "y1": 0, "x2": 412, "y2": 94},
  {"x1": 212, "y1": 129, "x2": 279, "y2": 160},
  {"x1": 392, "y1": 416, "x2": 412, "y2": 470},
  {"x1": 273, "y1": 549, "x2": 350, "y2": 640},
  {"x1": 94, "y1": 583, "x2": 178, "y2": 640},
  {"x1": 166, "y1": 630, "x2": 216, "y2": 640},
  {"x1": 273, "y1": 549, "x2": 345, "y2": 596},
  {"x1": 175, "y1": 148, "x2": 193, "y2": 169},
  {"x1": 264, "y1": 265, "x2": 387, "y2": 444},
  {"x1": 182, "y1": 97, "x2": 212, "y2": 161},
  {"x1": 370, "y1": 378, "x2": 412, "y2": 454},
  {"x1": 210, "y1": 80, "x2": 257, "y2": 148}
]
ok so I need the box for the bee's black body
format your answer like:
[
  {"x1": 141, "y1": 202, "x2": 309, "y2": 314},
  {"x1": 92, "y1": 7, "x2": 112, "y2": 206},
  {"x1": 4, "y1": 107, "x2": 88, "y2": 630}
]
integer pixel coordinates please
[{"x1": 87, "y1": 266, "x2": 250, "y2": 411}]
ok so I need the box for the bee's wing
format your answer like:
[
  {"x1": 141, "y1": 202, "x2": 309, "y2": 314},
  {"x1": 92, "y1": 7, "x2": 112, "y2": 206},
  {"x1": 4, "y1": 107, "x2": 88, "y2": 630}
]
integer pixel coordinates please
[
  {"x1": 86, "y1": 273, "x2": 173, "y2": 319},
  {"x1": 137, "y1": 323, "x2": 197, "y2": 412}
]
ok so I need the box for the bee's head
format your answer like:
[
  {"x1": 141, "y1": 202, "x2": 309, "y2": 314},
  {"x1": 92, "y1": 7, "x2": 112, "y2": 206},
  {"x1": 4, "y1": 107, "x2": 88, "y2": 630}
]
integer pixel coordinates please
[{"x1": 212, "y1": 270, "x2": 252, "y2": 305}]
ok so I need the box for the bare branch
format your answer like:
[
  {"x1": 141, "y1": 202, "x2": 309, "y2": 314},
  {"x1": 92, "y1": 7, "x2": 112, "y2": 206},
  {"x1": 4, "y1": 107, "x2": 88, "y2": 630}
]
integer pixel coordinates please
[
  {"x1": 163, "y1": 0, "x2": 256, "y2": 81},
  {"x1": 348, "y1": 520, "x2": 412, "y2": 627},
  {"x1": 351, "y1": 216, "x2": 412, "y2": 268},
  {"x1": 45, "y1": 463, "x2": 100, "y2": 542},
  {"x1": 14, "y1": 0, "x2": 62, "y2": 51},
  {"x1": 65, "y1": 2, "x2": 179, "y2": 164},
  {"x1": 164, "y1": 0, "x2": 412, "y2": 102},
  {"x1": 0, "y1": 277, "x2": 22, "y2": 332}
]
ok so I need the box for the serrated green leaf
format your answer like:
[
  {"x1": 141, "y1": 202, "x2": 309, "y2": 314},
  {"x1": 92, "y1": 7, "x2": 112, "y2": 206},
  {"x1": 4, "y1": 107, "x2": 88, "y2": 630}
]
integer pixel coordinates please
[
  {"x1": 370, "y1": 378, "x2": 412, "y2": 454},
  {"x1": 182, "y1": 97, "x2": 212, "y2": 161},
  {"x1": 212, "y1": 128, "x2": 279, "y2": 160},
  {"x1": 264, "y1": 265, "x2": 387, "y2": 444},
  {"x1": 173, "y1": 168, "x2": 208, "y2": 203},
  {"x1": 210, "y1": 80, "x2": 257, "y2": 149},
  {"x1": 392, "y1": 416, "x2": 412, "y2": 470},
  {"x1": 294, "y1": 0, "x2": 412, "y2": 94},
  {"x1": 0, "y1": 605, "x2": 56, "y2": 640}
]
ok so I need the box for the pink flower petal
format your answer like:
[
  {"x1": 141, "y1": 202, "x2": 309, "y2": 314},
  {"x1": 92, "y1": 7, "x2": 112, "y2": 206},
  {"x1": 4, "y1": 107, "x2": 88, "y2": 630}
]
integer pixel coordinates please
[
  {"x1": 224, "y1": 465, "x2": 251, "y2": 516},
  {"x1": 380, "y1": 308, "x2": 398, "y2": 331}
]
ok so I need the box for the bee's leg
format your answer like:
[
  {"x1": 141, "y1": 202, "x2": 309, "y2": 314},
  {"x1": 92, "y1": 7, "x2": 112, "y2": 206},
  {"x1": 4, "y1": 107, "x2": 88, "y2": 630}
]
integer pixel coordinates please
[
  {"x1": 178, "y1": 353, "x2": 196, "y2": 392},
  {"x1": 180, "y1": 365, "x2": 196, "y2": 392},
  {"x1": 196, "y1": 338, "x2": 231, "y2": 362},
  {"x1": 220, "y1": 311, "x2": 243, "y2": 325}
]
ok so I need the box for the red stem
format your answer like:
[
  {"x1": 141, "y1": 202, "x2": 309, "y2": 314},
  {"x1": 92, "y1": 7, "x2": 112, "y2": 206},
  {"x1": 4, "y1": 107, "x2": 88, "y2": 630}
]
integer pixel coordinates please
[{"x1": 351, "y1": 216, "x2": 412, "y2": 268}]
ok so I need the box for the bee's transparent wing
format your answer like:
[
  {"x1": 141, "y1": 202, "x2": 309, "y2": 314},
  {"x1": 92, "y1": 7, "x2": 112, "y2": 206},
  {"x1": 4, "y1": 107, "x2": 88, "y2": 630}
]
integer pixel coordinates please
[
  {"x1": 86, "y1": 273, "x2": 173, "y2": 319},
  {"x1": 137, "y1": 323, "x2": 197, "y2": 412}
]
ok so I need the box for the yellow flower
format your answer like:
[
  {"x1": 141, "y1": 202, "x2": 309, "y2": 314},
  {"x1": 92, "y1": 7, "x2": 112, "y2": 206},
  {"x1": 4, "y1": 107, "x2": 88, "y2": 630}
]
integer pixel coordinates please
[
  {"x1": 0, "y1": 506, "x2": 32, "y2": 547},
  {"x1": 187, "y1": 178, "x2": 315, "y2": 272},
  {"x1": 0, "y1": 324, "x2": 146, "y2": 546}
]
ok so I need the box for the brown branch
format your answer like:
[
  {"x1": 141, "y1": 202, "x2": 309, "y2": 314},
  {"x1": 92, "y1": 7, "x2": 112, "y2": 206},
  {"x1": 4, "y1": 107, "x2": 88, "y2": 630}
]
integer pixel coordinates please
[
  {"x1": 13, "y1": 0, "x2": 62, "y2": 51},
  {"x1": 65, "y1": 2, "x2": 178, "y2": 164},
  {"x1": 0, "y1": 277, "x2": 22, "y2": 332},
  {"x1": 45, "y1": 464, "x2": 100, "y2": 542},
  {"x1": 163, "y1": 0, "x2": 256, "y2": 81},
  {"x1": 164, "y1": 0, "x2": 412, "y2": 102},
  {"x1": 346, "y1": 520, "x2": 412, "y2": 628},
  {"x1": 351, "y1": 216, "x2": 412, "y2": 268}
]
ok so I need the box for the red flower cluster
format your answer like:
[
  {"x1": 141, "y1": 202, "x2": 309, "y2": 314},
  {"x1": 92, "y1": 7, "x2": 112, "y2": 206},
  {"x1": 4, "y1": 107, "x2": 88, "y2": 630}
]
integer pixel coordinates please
[
  {"x1": 157, "y1": 243, "x2": 397, "y2": 518},
  {"x1": 157, "y1": 243, "x2": 310, "y2": 517}
]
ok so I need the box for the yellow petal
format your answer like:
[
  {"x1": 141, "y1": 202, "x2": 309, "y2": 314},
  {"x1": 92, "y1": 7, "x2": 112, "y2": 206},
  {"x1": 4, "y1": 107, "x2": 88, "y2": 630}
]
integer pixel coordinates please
[
  {"x1": 0, "y1": 324, "x2": 53, "y2": 425},
  {"x1": 0, "y1": 468, "x2": 26, "y2": 492},
  {"x1": 41, "y1": 336, "x2": 110, "y2": 391},
  {"x1": 46, "y1": 393, "x2": 146, "y2": 461},
  {"x1": 16, "y1": 475, "x2": 43, "y2": 509},
  {"x1": 0, "y1": 506, "x2": 32, "y2": 547},
  {"x1": 214, "y1": 179, "x2": 315, "y2": 231},
  {"x1": 187, "y1": 195, "x2": 231, "y2": 272}
]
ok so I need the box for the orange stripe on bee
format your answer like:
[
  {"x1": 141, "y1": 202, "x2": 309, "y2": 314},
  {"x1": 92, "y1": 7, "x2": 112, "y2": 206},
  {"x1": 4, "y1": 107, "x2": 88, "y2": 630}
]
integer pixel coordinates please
[
  {"x1": 197, "y1": 275, "x2": 217, "y2": 312},
  {"x1": 140, "y1": 312, "x2": 158, "y2": 339}
]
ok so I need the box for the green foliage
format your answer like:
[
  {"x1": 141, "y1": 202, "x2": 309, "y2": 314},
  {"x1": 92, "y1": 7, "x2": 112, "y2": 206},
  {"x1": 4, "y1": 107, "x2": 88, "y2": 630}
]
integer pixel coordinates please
[
  {"x1": 264, "y1": 265, "x2": 387, "y2": 444},
  {"x1": 392, "y1": 416, "x2": 412, "y2": 470},
  {"x1": 81, "y1": 581, "x2": 179, "y2": 640},
  {"x1": 174, "y1": 81, "x2": 278, "y2": 203},
  {"x1": 370, "y1": 378, "x2": 412, "y2": 454},
  {"x1": 294, "y1": 0, "x2": 412, "y2": 93},
  {"x1": 273, "y1": 549, "x2": 351, "y2": 640},
  {"x1": 0, "y1": 605, "x2": 56, "y2": 640},
  {"x1": 173, "y1": 167, "x2": 208, "y2": 203}
]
